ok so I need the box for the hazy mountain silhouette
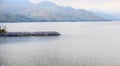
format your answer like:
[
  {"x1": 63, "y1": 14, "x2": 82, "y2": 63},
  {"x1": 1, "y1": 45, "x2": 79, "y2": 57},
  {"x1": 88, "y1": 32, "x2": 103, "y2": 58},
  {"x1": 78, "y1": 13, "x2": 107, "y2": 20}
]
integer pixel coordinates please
[
  {"x1": 0, "y1": 0, "x2": 32, "y2": 13},
  {"x1": 0, "y1": 0, "x2": 114, "y2": 22},
  {"x1": 1, "y1": 0, "x2": 31, "y2": 5}
]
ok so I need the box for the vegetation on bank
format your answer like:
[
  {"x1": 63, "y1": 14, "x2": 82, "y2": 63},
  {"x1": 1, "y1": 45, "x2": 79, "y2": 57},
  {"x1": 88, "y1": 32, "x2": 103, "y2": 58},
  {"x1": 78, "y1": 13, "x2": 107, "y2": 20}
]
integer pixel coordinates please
[{"x1": 0, "y1": 26, "x2": 6, "y2": 34}]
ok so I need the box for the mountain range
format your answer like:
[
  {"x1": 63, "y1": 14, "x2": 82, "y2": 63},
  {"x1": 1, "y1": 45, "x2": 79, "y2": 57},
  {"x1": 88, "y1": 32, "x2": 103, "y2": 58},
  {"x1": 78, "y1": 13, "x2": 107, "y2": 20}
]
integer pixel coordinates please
[{"x1": 0, "y1": 0, "x2": 119, "y2": 22}]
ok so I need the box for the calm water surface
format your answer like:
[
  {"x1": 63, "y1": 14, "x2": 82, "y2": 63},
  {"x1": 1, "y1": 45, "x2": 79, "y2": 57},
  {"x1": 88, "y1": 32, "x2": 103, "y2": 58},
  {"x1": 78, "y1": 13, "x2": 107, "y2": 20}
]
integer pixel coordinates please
[{"x1": 0, "y1": 22, "x2": 120, "y2": 66}]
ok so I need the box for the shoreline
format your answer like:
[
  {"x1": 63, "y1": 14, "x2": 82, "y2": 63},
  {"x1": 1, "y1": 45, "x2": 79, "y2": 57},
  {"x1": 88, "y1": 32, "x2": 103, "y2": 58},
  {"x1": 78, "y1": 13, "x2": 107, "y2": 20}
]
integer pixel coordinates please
[{"x1": 0, "y1": 31, "x2": 61, "y2": 37}]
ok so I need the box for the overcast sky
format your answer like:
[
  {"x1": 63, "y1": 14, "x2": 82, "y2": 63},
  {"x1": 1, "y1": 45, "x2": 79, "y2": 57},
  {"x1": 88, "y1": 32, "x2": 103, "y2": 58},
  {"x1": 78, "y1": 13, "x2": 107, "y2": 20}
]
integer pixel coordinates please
[{"x1": 29, "y1": 0, "x2": 120, "y2": 13}]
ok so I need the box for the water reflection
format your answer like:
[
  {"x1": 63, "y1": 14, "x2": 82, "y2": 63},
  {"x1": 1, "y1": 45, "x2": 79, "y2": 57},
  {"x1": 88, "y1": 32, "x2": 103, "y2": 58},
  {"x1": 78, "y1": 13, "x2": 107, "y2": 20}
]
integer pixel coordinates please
[
  {"x1": 0, "y1": 37, "x2": 31, "y2": 44},
  {"x1": 0, "y1": 36, "x2": 61, "y2": 45}
]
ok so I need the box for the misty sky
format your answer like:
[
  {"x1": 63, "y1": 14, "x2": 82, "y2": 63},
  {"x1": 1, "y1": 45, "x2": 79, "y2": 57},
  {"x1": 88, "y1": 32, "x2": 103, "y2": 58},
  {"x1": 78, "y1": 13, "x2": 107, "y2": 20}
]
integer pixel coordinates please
[{"x1": 29, "y1": 0, "x2": 120, "y2": 13}]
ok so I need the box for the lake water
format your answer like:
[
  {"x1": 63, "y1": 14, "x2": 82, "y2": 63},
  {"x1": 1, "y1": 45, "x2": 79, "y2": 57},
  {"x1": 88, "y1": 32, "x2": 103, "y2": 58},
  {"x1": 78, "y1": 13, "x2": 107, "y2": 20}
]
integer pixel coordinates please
[{"x1": 0, "y1": 22, "x2": 120, "y2": 66}]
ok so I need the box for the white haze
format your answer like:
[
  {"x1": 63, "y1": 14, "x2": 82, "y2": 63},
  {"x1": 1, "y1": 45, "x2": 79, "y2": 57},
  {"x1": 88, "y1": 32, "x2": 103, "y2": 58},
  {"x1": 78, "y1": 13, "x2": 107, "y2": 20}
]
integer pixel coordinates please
[{"x1": 29, "y1": 0, "x2": 120, "y2": 13}]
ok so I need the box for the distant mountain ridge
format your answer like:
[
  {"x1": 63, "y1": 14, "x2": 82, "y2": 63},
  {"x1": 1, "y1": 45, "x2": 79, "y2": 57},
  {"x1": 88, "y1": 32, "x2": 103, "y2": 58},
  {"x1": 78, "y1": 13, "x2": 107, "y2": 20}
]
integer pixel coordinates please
[
  {"x1": 0, "y1": 0, "x2": 117, "y2": 22},
  {"x1": 1, "y1": 0, "x2": 32, "y2": 13}
]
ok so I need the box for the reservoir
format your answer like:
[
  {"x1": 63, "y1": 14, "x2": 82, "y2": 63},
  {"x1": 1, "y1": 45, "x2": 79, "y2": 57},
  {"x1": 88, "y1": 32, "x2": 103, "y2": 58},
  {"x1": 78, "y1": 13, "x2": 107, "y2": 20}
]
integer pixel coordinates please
[{"x1": 0, "y1": 22, "x2": 120, "y2": 66}]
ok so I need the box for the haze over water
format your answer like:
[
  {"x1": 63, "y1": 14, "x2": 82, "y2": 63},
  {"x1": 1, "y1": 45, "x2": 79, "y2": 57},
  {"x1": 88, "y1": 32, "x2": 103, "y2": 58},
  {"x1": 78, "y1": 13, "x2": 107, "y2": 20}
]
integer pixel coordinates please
[{"x1": 0, "y1": 22, "x2": 120, "y2": 66}]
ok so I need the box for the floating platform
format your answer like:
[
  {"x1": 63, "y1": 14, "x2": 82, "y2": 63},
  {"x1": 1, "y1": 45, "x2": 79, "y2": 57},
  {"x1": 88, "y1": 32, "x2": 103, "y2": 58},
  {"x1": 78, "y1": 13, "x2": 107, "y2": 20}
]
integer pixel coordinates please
[{"x1": 0, "y1": 31, "x2": 61, "y2": 37}]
